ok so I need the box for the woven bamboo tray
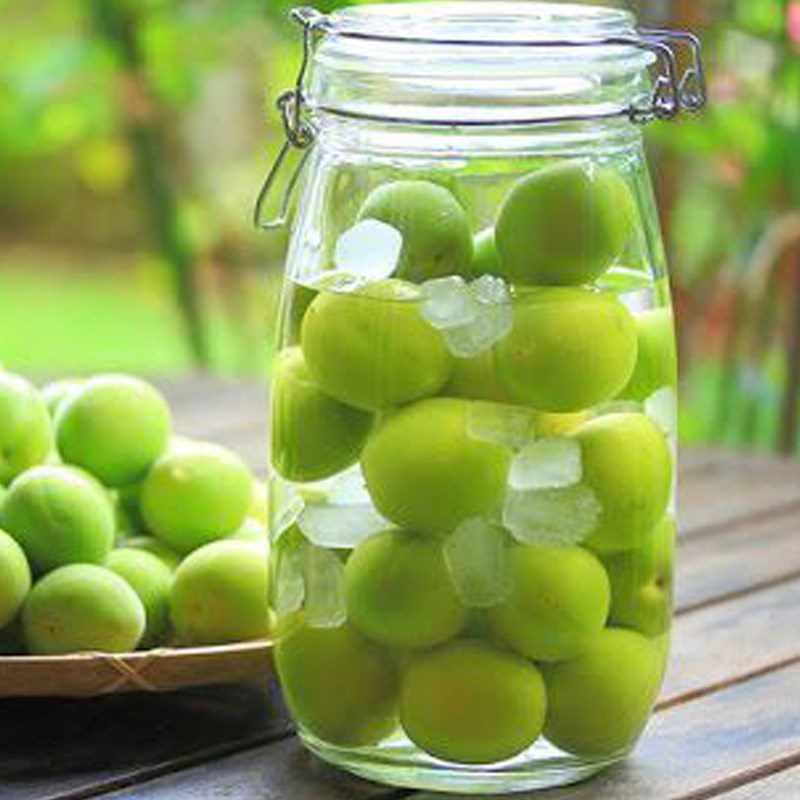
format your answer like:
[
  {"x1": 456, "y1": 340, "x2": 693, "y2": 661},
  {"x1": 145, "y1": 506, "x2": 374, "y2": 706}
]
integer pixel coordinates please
[{"x1": 0, "y1": 640, "x2": 273, "y2": 698}]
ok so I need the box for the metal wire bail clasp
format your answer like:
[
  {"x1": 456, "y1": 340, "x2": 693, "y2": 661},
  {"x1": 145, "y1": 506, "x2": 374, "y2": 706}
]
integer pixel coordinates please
[{"x1": 252, "y1": 7, "x2": 323, "y2": 230}]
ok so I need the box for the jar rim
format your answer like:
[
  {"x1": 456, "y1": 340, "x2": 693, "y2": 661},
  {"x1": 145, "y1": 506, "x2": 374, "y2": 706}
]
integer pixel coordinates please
[
  {"x1": 305, "y1": 2, "x2": 655, "y2": 129},
  {"x1": 322, "y1": 2, "x2": 638, "y2": 47}
]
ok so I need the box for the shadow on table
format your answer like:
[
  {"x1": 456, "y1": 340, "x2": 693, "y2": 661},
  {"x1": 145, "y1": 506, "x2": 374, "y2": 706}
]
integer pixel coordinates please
[{"x1": 0, "y1": 680, "x2": 289, "y2": 791}]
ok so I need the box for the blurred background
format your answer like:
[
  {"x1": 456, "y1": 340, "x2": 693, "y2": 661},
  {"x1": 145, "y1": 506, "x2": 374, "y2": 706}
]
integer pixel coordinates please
[{"x1": 1, "y1": 0, "x2": 799, "y2": 452}]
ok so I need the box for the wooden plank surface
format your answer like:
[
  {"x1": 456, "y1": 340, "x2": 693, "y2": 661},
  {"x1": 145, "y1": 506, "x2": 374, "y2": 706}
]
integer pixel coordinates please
[
  {"x1": 677, "y1": 507, "x2": 800, "y2": 612},
  {"x1": 720, "y1": 767, "x2": 800, "y2": 799},
  {"x1": 0, "y1": 683, "x2": 291, "y2": 800},
  {"x1": 4, "y1": 378, "x2": 800, "y2": 800}
]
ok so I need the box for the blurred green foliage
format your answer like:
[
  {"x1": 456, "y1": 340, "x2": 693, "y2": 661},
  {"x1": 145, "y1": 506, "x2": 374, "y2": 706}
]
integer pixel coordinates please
[{"x1": 652, "y1": 0, "x2": 800, "y2": 451}]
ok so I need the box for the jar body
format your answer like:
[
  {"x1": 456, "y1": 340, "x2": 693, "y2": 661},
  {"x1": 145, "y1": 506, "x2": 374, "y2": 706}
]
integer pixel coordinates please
[{"x1": 268, "y1": 119, "x2": 677, "y2": 793}]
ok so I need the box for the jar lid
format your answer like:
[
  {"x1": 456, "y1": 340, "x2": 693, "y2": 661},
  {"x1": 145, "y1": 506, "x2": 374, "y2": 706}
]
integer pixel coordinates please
[{"x1": 297, "y1": 2, "x2": 703, "y2": 127}]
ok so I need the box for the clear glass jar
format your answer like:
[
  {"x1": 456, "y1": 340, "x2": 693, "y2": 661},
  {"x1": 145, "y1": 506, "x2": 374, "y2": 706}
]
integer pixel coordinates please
[{"x1": 264, "y1": 3, "x2": 701, "y2": 793}]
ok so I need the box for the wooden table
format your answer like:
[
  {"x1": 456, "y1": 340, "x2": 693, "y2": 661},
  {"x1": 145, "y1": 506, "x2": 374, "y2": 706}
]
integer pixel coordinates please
[{"x1": 3, "y1": 378, "x2": 800, "y2": 800}]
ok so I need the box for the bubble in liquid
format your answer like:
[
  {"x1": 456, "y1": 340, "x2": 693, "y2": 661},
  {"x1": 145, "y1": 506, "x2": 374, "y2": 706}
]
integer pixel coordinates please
[
  {"x1": 443, "y1": 518, "x2": 514, "y2": 608},
  {"x1": 334, "y1": 219, "x2": 403, "y2": 281},
  {"x1": 508, "y1": 438, "x2": 583, "y2": 492},
  {"x1": 503, "y1": 483, "x2": 601, "y2": 547}
]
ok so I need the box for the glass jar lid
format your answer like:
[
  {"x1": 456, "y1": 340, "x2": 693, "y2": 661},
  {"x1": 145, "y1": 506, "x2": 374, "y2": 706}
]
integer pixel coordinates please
[{"x1": 300, "y1": 2, "x2": 704, "y2": 127}]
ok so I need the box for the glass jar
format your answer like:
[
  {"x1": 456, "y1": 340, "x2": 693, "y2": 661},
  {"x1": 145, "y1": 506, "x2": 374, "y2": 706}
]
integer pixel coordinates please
[{"x1": 262, "y1": 3, "x2": 703, "y2": 794}]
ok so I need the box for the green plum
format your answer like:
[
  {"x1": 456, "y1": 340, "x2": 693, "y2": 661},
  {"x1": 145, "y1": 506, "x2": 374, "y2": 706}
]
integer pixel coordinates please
[
  {"x1": 140, "y1": 442, "x2": 253, "y2": 554},
  {"x1": 170, "y1": 540, "x2": 270, "y2": 645},
  {"x1": 542, "y1": 628, "x2": 661, "y2": 758},
  {"x1": 0, "y1": 372, "x2": 52, "y2": 485},
  {"x1": 361, "y1": 398, "x2": 511, "y2": 533},
  {"x1": 345, "y1": 529, "x2": 466, "y2": 649},
  {"x1": 271, "y1": 347, "x2": 372, "y2": 482},
  {"x1": 301, "y1": 279, "x2": 452, "y2": 411},
  {"x1": 400, "y1": 640, "x2": 546, "y2": 764},
  {"x1": 0, "y1": 529, "x2": 31, "y2": 629},
  {"x1": 0, "y1": 465, "x2": 115, "y2": 574},
  {"x1": 115, "y1": 483, "x2": 145, "y2": 536},
  {"x1": 575, "y1": 413, "x2": 672, "y2": 553},
  {"x1": 444, "y1": 349, "x2": 514, "y2": 403},
  {"x1": 488, "y1": 544, "x2": 610, "y2": 662},
  {"x1": 23, "y1": 564, "x2": 145, "y2": 655},
  {"x1": 495, "y1": 288, "x2": 638, "y2": 412},
  {"x1": 41, "y1": 378, "x2": 83, "y2": 417},
  {"x1": 495, "y1": 161, "x2": 636, "y2": 286},
  {"x1": 105, "y1": 548, "x2": 173, "y2": 647},
  {"x1": 275, "y1": 623, "x2": 399, "y2": 747},
  {"x1": 55, "y1": 374, "x2": 171, "y2": 488},
  {"x1": 358, "y1": 180, "x2": 473, "y2": 281},
  {"x1": 123, "y1": 535, "x2": 181, "y2": 572},
  {"x1": 602, "y1": 515, "x2": 675, "y2": 637},
  {"x1": 618, "y1": 307, "x2": 678, "y2": 401},
  {"x1": 471, "y1": 227, "x2": 502, "y2": 278}
]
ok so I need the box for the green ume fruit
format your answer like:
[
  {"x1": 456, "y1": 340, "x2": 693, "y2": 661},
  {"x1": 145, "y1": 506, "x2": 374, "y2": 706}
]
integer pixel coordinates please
[
  {"x1": 0, "y1": 529, "x2": 31, "y2": 629},
  {"x1": 106, "y1": 548, "x2": 173, "y2": 647},
  {"x1": 55, "y1": 374, "x2": 171, "y2": 488},
  {"x1": 444, "y1": 349, "x2": 514, "y2": 403},
  {"x1": 471, "y1": 227, "x2": 502, "y2": 278},
  {"x1": 124, "y1": 535, "x2": 181, "y2": 572},
  {"x1": 0, "y1": 466, "x2": 115, "y2": 573},
  {"x1": 361, "y1": 398, "x2": 511, "y2": 533},
  {"x1": 23, "y1": 564, "x2": 145, "y2": 655},
  {"x1": 275, "y1": 623, "x2": 399, "y2": 747},
  {"x1": 495, "y1": 288, "x2": 637, "y2": 412},
  {"x1": 575, "y1": 413, "x2": 672, "y2": 553},
  {"x1": 603, "y1": 515, "x2": 675, "y2": 637},
  {"x1": 345, "y1": 529, "x2": 466, "y2": 650},
  {"x1": 488, "y1": 544, "x2": 610, "y2": 662},
  {"x1": 358, "y1": 180, "x2": 473, "y2": 281},
  {"x1": 542, "y1": 628, "x2": 660, "y2": 758},
  {"x1": 170, "y1": 540, "x2": 270, "y2": 645},
  {"x1": 0, "y1": 373, "x2": 52, "y2": 484},
  {"x1": 495, "y1": 161, "x2": 636, "y2": 286},
  {"x1": 618, "y1": 308, "x2": 678, "y2": 401},
  {"x1": 400, "y1": 640, "x2": 546, "y2": 764},
  {"x1": 140, "y1": 443, "x2": 253, "y2": 554},
  {"x1": 301, "y1": 279, "x2": 452, "y2": 411},
  {"x1": 271, "y1": 347, "x2": 372, "y2": 482}
]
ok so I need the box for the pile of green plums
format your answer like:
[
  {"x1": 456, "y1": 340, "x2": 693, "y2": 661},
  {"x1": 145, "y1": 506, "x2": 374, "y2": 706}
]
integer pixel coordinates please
[
  {"x1": 0, "y1": 369, "x2": 271, "y2": 657},
  {"x1": 270, "y1": 159, "x2": 678, "y2": 767}
]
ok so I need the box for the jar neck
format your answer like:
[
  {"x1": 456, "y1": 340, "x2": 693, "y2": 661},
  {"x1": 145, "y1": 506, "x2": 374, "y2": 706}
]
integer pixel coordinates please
[{"x1": 311, "y1": 113, "x2": 645, "y2": 160}]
